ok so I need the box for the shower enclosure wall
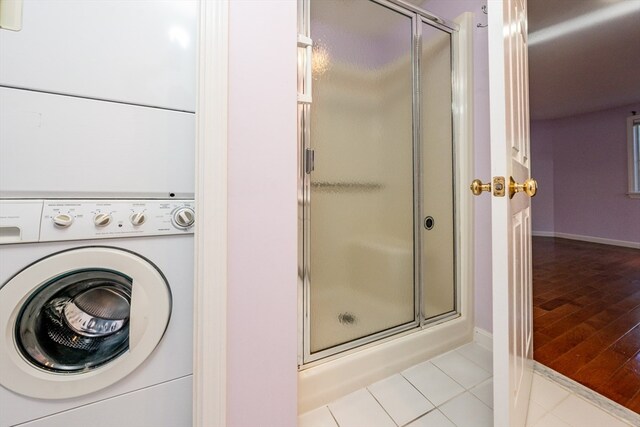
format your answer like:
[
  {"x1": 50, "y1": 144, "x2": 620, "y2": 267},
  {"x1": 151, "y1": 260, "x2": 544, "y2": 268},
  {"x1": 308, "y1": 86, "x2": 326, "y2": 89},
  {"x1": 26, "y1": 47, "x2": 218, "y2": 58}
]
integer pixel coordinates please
[{"x1": 298, "y1": 0, "x2": 472, "y2": 371}]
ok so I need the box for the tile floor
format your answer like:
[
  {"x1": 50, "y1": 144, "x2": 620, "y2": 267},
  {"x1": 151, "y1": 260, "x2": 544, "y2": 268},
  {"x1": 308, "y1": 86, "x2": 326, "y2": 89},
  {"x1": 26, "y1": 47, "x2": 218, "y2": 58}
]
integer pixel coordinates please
[{"x1": 299, "y1": 342, "x2": 636, "y2": 427}]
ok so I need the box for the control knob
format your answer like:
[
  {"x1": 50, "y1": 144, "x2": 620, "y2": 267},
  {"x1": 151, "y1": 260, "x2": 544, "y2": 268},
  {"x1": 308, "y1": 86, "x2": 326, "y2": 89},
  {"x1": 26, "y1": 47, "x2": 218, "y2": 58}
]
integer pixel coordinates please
[
  {"x1": 172, "y1": 207, "x2": 195, "y2": 229},
  {"x1": 94, "y1": 213, "x2": 112, "y2": 227},
  {"x1": 53, "y1": 213, "x2": 74, "y2": 228},
  {"x1": 130, "y1": 212, "x2": 146, "y2": 226}
]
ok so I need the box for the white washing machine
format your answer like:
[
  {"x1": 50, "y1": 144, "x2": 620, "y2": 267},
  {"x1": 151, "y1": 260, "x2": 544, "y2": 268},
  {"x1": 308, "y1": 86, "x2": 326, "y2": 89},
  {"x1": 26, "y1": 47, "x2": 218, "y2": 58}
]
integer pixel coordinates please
[{"x1": 0, "y1": 199, "x2": 195, "y2": 427}]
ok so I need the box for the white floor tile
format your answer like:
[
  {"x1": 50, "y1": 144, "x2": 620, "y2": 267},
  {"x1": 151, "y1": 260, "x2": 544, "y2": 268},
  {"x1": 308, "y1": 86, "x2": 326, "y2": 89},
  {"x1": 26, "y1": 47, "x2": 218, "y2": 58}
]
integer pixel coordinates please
[
  {"x1": 402, "y1": 361, "x2": 465, "y2": 407},
  {"x1": 533, "y1": 412, "x2": 571, "y2": 427},
  {"x1": 328, "y1": 388, "x2": 396, "y2": 427},
  {"x1": 438, "y1": 392, "x2": 493, "y2": 427},
  {"x1": 469, "y1": 378, "x2": 493, "y2": 409},
  {"x1": 405, "y1": 409, "x2": 456, "y2": 427},
  {"x1": 456, "y1": 342, "x2": 493, "y2": 374},
  {"x1": 368, "y1": 374, "x2": 434, "y2": 427},
  {"x1": 526, "y1": 401, "x2": 547, "y2": 427},
  {"x1": 529, "y1": 373, "x2": 570, "y2": 411},
  {"x1": 431, "y1": 350, "x2": 491, "y2": 389},
  {"x1": 302, "y1": 342, "x2": 638, "y2": 427},
  {"x1": 299, "y1": 406, "x2": 339, "y2": 427},
  {"x1": 551, "y1": 395, "x2": 631, "y2": 427}
]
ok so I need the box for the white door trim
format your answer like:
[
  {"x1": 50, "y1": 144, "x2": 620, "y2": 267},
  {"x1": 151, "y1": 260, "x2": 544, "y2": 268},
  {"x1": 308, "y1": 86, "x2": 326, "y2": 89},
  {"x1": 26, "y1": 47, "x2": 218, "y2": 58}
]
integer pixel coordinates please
[{"x1": 193, "y1": 1, "x2": 228, "y2": 426}]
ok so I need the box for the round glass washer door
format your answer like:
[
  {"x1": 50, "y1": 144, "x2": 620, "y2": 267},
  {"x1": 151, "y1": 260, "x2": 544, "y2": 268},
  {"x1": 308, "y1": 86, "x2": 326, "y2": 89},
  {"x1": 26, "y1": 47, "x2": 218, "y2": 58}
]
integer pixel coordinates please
[{"x1": 0, "y1": 247, "x2": 172, "y2": 400}]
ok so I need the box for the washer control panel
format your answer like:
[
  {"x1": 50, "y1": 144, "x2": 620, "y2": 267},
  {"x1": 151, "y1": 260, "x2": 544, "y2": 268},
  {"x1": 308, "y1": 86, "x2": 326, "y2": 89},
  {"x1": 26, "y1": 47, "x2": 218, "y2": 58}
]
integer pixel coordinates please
[
  {"x1": 41, "y1": 200, "x2": 195, "y2": 241},
  {"x1": 0, "y1": 199, "x2": 194, "y2": 244}
]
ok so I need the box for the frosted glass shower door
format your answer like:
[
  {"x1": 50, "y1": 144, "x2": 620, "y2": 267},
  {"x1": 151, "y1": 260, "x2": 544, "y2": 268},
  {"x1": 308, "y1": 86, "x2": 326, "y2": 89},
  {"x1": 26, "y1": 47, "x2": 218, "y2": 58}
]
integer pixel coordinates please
[
  {"x1": 420, "y1": 21, "x2": 456, "y2": 320},
  {"x1": 307, "y1": 0, "x2": 417, "y2": 357}
]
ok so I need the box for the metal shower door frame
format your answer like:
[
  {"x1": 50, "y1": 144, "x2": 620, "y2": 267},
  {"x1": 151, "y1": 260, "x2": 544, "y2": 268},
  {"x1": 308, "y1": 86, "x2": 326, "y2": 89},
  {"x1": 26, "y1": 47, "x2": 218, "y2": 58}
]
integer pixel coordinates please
[
  {"x1": 298, "y1": 0, "x2": 460, "y2": 367},
  {"x1": 418, "y1": 15, "x2": 462, "y2": 326}
]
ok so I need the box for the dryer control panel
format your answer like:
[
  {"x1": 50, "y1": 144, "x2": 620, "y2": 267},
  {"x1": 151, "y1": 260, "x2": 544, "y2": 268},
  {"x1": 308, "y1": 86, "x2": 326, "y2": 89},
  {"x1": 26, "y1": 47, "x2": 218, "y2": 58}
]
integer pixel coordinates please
[{"x1": 0, "y1": 200, "x2": 195, "y2": 244}]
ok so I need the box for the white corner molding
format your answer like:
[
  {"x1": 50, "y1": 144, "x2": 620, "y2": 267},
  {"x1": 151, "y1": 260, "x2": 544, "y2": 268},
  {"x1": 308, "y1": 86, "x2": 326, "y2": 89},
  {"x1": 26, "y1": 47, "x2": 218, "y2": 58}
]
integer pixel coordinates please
[
  {"x1": 455, "y1": 11, "x2": 475, "y2": 334},
  {"x1": 531, "y1": 230, "x2": 554, "y2": 238},
  {"x1": 474, "y1": 327, "x2": 493, "y2": 351},
  {"x1": 193, "y1": 1, "x2": 228, "y2": 426}
]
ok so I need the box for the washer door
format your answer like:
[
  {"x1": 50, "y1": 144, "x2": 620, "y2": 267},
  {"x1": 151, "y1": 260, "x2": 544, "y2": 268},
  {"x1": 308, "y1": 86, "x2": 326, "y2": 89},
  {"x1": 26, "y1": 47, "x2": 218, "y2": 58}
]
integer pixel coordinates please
[{"x1": 0, "y1": 247, "x2": 171, "y2": 399}]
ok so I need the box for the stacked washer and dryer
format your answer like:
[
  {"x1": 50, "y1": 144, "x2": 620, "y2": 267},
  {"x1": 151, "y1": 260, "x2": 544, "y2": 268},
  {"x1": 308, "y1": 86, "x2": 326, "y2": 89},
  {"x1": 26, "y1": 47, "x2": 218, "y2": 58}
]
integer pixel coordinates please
[{"x1": 0, "y1": 2, "x2": 198, "y2": 426}]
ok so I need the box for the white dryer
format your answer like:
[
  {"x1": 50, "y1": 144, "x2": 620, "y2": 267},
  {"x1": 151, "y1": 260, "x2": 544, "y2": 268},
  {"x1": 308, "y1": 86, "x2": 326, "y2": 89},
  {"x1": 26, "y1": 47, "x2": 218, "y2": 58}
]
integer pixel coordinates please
[
  {"x1": 0, "y1": 87, "x2": 195, "y2": 199},
  {"x1": 0, "y1": 0, "x2": 197, "y2": 111},
  {"x1": 0, "y1": 0, "x2": 197, "y2": 200},
  {"x1": 0, "y1": 199, "x2": 195, "y2": 427}
]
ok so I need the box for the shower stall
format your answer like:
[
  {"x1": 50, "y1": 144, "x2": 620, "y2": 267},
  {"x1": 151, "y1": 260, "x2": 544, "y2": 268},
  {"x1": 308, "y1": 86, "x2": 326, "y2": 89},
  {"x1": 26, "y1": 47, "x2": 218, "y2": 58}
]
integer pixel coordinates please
[{"x1": 297, "y1": 0, "x2": 474, "y2": 405}]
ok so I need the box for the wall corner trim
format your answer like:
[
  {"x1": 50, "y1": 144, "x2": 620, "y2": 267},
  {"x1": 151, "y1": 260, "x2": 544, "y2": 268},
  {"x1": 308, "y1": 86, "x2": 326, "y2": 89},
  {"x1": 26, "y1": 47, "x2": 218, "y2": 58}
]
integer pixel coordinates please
[
  {"x1": 531, "y1": 230, "x2": 555, "y2": 238},
  {"x1": 193, "y1": 0, "x2": 229, "y2": 426},
  {"x1": 473, "y1": 327, "x2": 492, "y2": 351}
]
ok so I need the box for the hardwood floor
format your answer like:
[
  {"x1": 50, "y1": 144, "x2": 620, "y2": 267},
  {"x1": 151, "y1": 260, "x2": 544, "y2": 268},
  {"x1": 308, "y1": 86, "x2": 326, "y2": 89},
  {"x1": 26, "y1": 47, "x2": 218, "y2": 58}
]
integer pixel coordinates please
[{"x1": 532, "y1": 237, "x2": 640, "y2": 414}]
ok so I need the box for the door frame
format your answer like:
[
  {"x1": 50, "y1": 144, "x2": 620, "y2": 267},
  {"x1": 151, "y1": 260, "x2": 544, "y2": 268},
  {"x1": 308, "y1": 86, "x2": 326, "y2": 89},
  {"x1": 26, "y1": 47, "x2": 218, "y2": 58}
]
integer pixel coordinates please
[{"x1": 193, "y1": 1, "x2": 229, "y2": 426}]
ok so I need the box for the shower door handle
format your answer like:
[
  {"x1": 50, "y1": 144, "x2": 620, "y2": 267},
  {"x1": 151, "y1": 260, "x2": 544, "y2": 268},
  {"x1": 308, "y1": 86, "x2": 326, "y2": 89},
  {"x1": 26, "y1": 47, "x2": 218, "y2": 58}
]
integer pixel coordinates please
[
  {"x1": 298, "y1": 34, "x2": 313, "y2": 104},
  {"x1": 305, "y1": 149, "x2": 315, "y2": 174}
]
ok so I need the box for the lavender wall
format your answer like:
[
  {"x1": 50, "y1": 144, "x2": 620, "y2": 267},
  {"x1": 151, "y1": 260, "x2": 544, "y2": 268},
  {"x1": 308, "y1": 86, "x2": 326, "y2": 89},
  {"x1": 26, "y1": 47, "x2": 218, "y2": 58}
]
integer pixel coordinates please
[
  {"x1": 424, "y1": 0, "x2": 492, "y2": 332},
  {"x1": 530, "y1": 121, "x2": 555, "y2": 232},
  {"x1": 531, "y1": 103, "x2": 640, "y2": 244},
  {"x1": 227, "y1": 1, "x2": 298, "y2": 425},
  {"x1": 225, "y1": 3, "x2": 492, "y2": 423}
]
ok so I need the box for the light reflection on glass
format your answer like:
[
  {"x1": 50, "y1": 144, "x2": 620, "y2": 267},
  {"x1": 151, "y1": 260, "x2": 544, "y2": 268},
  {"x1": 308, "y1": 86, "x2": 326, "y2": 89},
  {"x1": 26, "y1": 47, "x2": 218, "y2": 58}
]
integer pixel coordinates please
[
  {"x1": 312, "y1": 41, "x2": 331, "y2": 80},
  {"x1": 168, "y1": 26, "x2": 190, "y2": 49}
]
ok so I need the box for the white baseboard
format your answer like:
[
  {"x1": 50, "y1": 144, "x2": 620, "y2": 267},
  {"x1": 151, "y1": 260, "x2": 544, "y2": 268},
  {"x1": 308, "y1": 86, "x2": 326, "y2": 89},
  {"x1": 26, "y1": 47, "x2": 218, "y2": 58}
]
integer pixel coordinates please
[
  {"x1": 531, "y1": 230, "x2": 555, "y2": 238},
  {"x1": 532, "y1": 231, "x2": 640, "y2": 249},
  {"x1": 474, "y1": 327, "x2": 492, "y2": 351}
]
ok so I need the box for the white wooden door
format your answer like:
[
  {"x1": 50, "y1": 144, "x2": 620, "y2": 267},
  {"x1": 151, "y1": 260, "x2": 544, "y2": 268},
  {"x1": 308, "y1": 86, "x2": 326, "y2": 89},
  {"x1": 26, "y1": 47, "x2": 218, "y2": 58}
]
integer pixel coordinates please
[{"x1": 488, "y1": 0, "x2": 535, "y2": 426}]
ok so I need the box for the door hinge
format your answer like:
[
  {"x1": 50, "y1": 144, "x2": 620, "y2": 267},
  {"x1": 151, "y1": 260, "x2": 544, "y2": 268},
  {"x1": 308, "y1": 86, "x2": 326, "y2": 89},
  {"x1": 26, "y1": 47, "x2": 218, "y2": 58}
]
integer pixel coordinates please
[{"x1": 304, "y1": 148, "x2": 315, "y2": 174}]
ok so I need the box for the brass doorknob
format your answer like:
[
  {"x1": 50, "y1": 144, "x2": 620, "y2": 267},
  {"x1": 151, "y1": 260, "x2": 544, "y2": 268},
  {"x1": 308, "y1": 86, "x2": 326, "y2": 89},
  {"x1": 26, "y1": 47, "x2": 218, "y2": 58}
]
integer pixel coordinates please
[
  {"x1": 509, "y1": 177, "x2": 537, "y2": 199},
  {"x1": 470, "y1": 179, "x2": 491, "y2": 196}
]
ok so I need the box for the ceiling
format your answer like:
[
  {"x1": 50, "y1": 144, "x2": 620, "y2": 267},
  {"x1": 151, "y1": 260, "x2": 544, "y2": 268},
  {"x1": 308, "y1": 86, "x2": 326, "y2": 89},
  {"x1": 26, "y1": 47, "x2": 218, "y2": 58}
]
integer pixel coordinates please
[
  {"x1": 527, "y1": 0, "x2": 640, "y2": 120},
  {"x1": 310, "y1": 0, "x2": 639, "y2": 120}
]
